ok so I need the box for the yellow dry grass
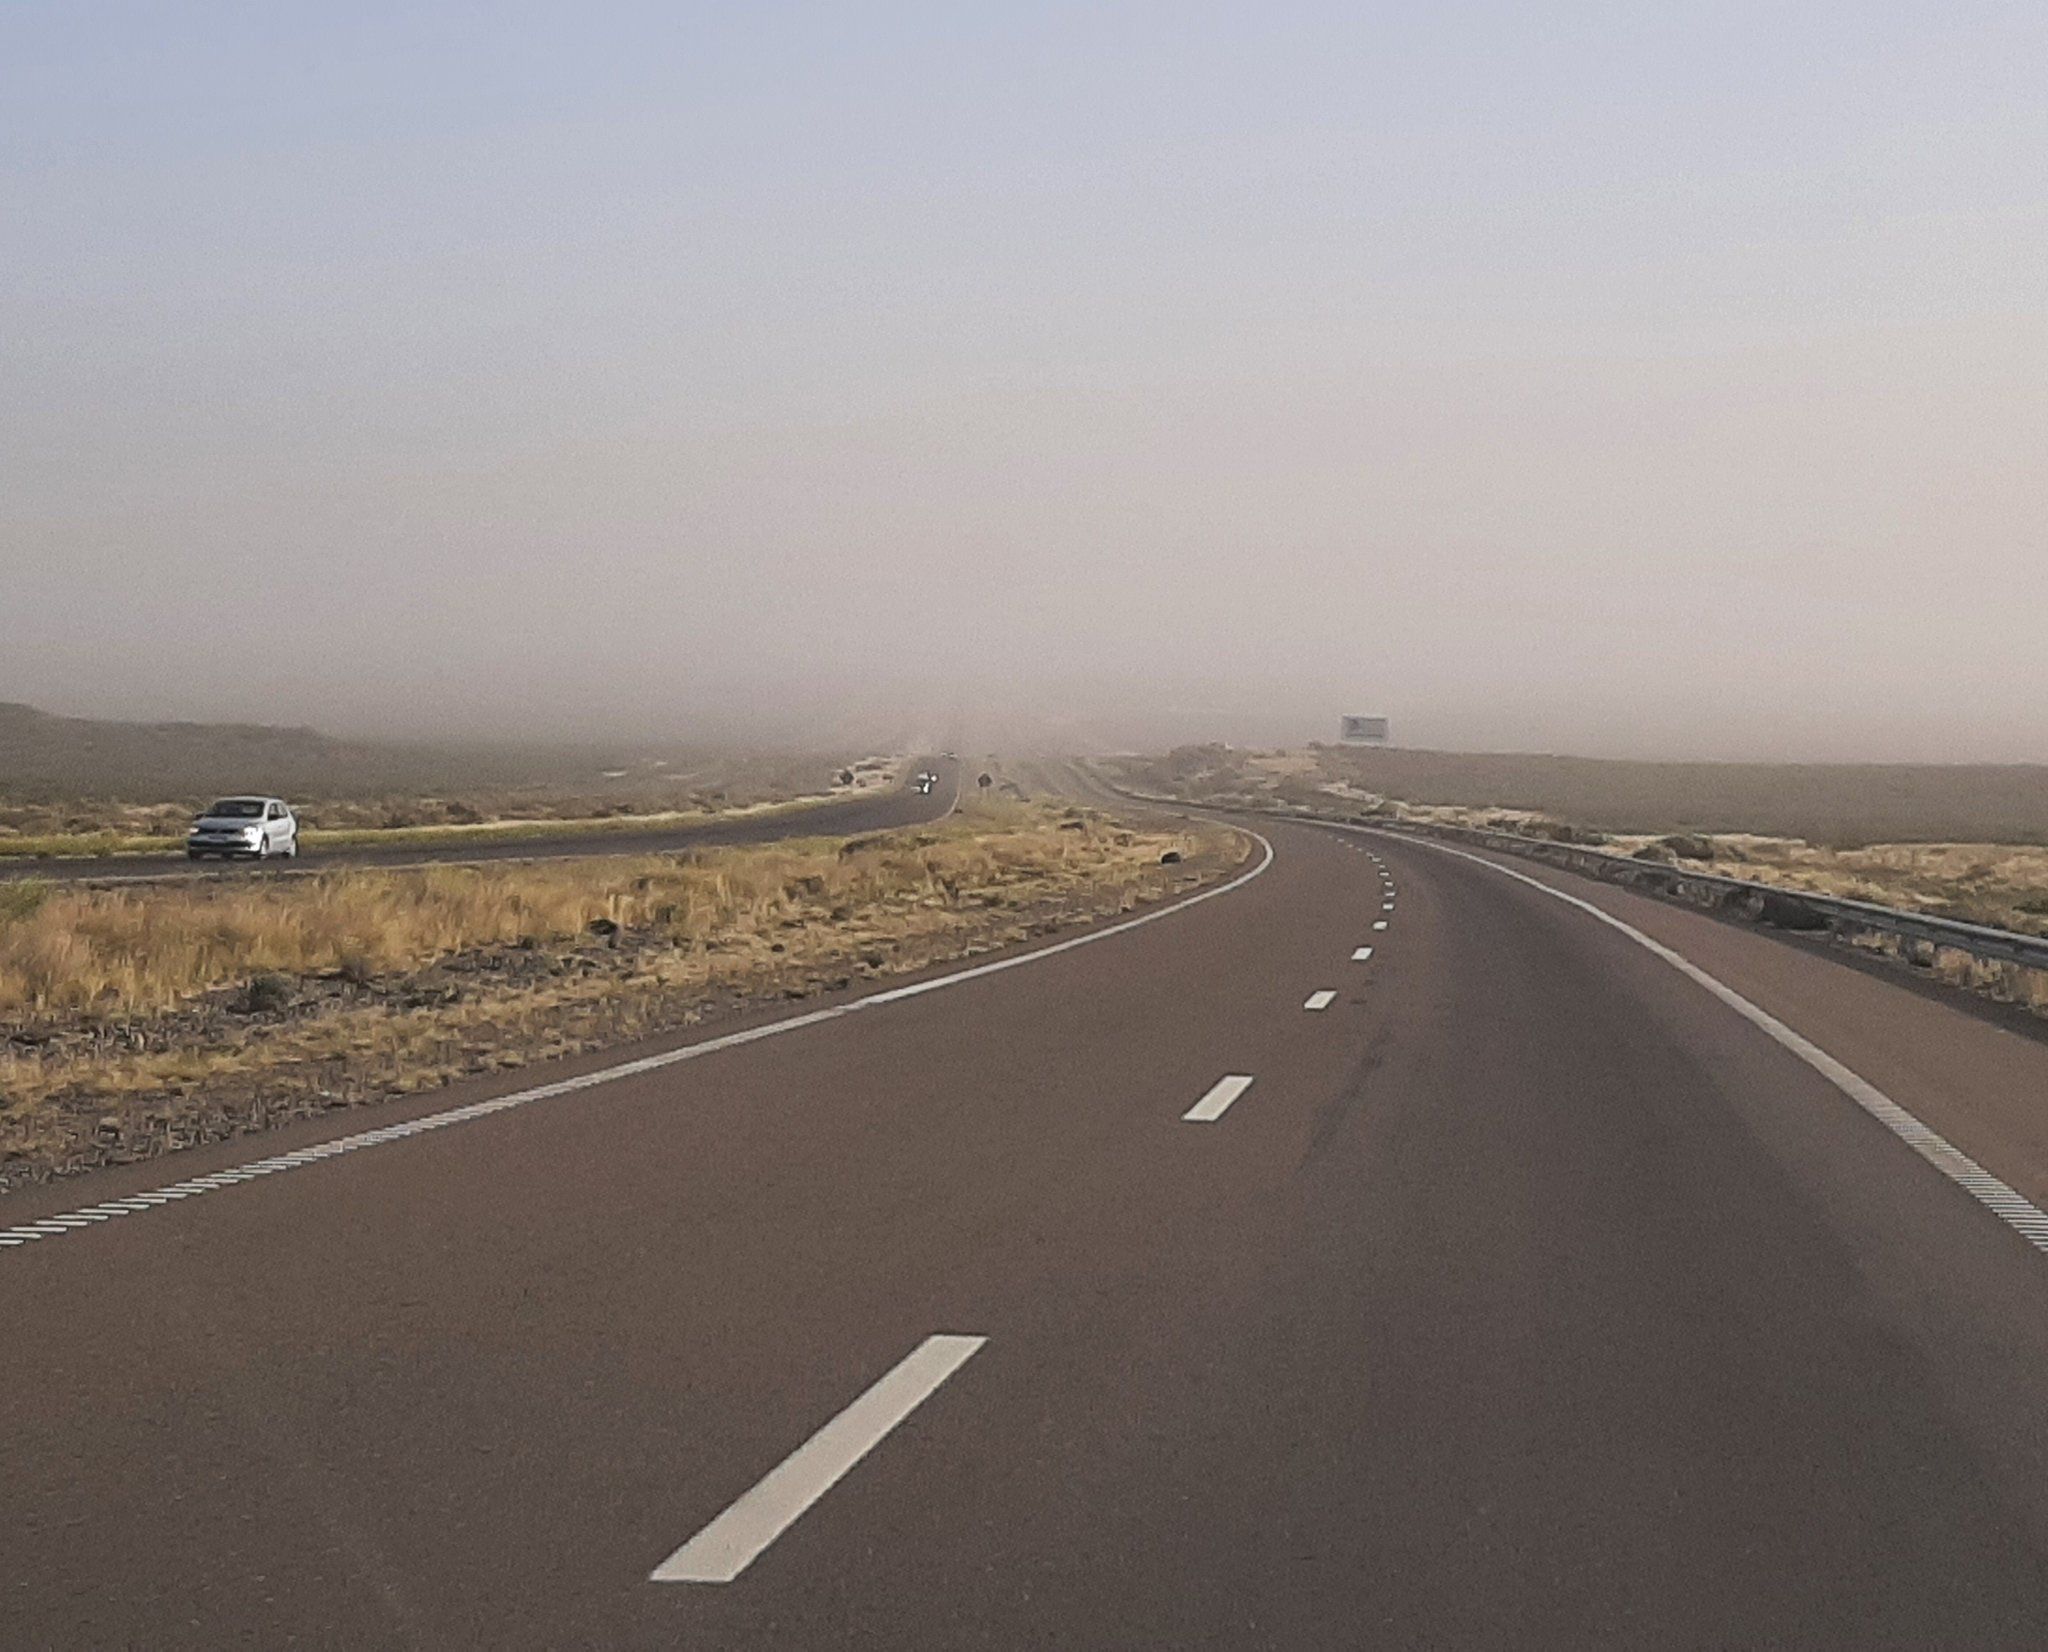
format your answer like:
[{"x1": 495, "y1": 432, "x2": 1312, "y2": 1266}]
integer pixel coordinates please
[
  {"x1": 0, "y1": 805, "x2": 1206, "y2": 1024},
  {"x1": 0, "y1": 804, "x2": 1240, "y2": 1185}
]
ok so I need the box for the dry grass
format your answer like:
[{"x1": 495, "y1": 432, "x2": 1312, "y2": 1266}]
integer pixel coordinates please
[
  {"x1": 0, "y1": 805, "x2": 1202, "y2": 1023},
  {"x1": 0, "y1": 804, "x2": 1239, "y2": 1187}
]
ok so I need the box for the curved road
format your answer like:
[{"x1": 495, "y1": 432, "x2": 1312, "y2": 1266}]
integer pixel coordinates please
[
  {"x1": 0, "y1": 758, "x2": 959, "y2": 883},
  {"x1": 7, "y1": 808, "x2": 2048, "y2": 1643}
]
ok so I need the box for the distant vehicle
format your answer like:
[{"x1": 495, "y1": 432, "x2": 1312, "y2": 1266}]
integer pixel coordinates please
[
  {"x1": 915, "y1": 772, "x2": 936, "y2": 795},
  {"x1": 187, "y1": 796, "x2": 298, "y2": 860}
]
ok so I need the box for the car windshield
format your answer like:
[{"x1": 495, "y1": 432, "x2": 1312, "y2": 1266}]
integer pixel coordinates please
[{"x1": 205, "y1": 800, "x2": 265, "y2": 818}]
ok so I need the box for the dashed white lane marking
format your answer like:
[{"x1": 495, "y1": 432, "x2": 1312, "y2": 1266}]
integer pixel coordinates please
[
  {"x1": 1304, "y1": 991, "x2": 1337, "y2": 1011},
  {"x1": 1351, "y1": 946, "x2": 1375, "y2": 962},
  {"x1": 1184, "y1": 1075, "x2": 1255, "y2": 1122},
  {"x1": 1382, "y1": 901, "x2": 1395, "y2": 911},
  {"x1": 0, "y1": 832, "x2": 1278, "y2": 1257},
  {"x1": 1372, "y1": 920, "x2": 1388, "y2": 931},
  {"x1": 1385, "y1": 830, "x2": 2048, "y2": 1259},
  {"x1": 650, "y1": 1333, "x2": 987, "y2": 1584}
]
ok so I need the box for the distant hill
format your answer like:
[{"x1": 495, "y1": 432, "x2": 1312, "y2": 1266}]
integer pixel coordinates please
[
  {"x1": 1298, "y1": 744, "x2": 2048, "y2": 846},
  {"x1": 0, "y1": 702, "x2": 514, "y2": 801},
  {"x1": 0, "y1": 703, "x2": 826, "y2": 805},
  {"x1": 1114, "y1": 741, "x2": 2048, "y2": 848}
]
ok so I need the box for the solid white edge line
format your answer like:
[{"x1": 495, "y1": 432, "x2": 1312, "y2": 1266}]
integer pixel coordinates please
[
  {"x1": 1184, "y1": 1074, "x2": 1255, "y2": 1122},
  {"x1": 650, "y1": 1333, "x2": 987, "y2": 1584},
  {"x1": 1304, "y1": 991, "x2": 1337, "y2": 1011},
  {"x1": 1349, "y1": 824, "x2": 2048, "y2": 1259},
  {"x1": 2, "y1": 831, "x2": 1277, "y2": 1255}
]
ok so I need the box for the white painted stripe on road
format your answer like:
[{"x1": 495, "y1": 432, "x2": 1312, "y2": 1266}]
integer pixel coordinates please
[
  {"x1": 1304, "y1": 991, "x2": 1337, "y2": 1011},
  {"x1": 1386, "y1": 829, "x2": 2048, "y2": 1261},
  {"x1": 1382, "y1": 901, "x2": 1395, "y2": 911},
  {"x1": 1183, "y1": 1075, "x2": 1255, "y2": 1122},
  {"x1": 650, "y1": 1333, "x2": 986, "y2": 1584},
  {"x1": 1372, "y1": 920, "x2": 1388, "y2": 931},
  {"x1": 0, "y1": 832, "x2": 1278, "y2": 1257},
  {"x1": 1351, "y1": 946, "x2": 1374, "y2": 962}
]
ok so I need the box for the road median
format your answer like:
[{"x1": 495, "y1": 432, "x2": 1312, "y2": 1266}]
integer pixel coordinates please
[{"x1": 0, "y1": 802, "x2": 1241, "y2": 1193}]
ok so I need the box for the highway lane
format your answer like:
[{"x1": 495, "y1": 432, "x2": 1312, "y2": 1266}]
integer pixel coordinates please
[
  {"x1": 0, "y1": 758, "x2": 959, "y2": 884},
  {"x1": 8, "y1": 817, "x2": 2048, "y2": 1644}
]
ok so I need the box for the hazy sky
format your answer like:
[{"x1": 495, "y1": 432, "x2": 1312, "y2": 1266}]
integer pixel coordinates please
[{"x1": 5, "y1": 2, "x2": 2045, "y2": 759}]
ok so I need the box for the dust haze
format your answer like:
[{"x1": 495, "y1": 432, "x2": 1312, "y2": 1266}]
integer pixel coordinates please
[{"x1": 5, "y1": 5, "x2": 2044, "y2": 763}]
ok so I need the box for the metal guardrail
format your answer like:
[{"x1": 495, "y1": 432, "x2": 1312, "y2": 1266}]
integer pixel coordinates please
[
  {"x1": 1358, "y1": 814, "x2": 2048, "y2": 973},
  {"x1": 1088, "y1": 771, "x2": 2048, "y2": 976}
]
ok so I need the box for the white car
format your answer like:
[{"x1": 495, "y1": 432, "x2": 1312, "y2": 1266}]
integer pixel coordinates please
[{"x1": 187, "y1": 796, "x2": 299, "y2": 861}]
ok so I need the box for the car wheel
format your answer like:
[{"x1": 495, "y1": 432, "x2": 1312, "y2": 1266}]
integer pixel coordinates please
[{"x1": 285, "y1": 839, "x2": 299, "y2": 859}]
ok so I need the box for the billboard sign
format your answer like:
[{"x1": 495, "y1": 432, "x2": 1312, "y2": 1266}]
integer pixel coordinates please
[{"x1": 1340, "y1": 715, "x2": 1389, "y2": 744}]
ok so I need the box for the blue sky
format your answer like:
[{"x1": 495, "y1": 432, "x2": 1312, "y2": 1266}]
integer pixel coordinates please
[{"x1": 5, "y1": 3, "x2": 2045, "y2": 755}]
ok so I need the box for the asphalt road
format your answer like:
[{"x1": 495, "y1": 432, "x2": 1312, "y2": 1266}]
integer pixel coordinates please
[
  {"x1": 9, "y1": 807, "x2": 2048, "y2": 1645},
  {"x1": 0, "y1": 759, "x2": 960, "y2": 883}
]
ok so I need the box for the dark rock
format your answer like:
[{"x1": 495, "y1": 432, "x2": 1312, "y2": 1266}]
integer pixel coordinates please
[
  {"x1": 1756, "y1": 891, "x2": 1830, "y2": 931},
  {"x1": 1542, "y1": 822, "x2": 1611, "y2": 846},
  {"x1": 240, "y1": 973, "x2": 294, "y2": 1014}
]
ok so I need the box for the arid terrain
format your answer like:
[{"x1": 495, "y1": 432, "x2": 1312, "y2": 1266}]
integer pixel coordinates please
[
  {"x1": 0, "y1": 800, "x2": 1237, "y2": 1190},
  {"x1": 1101, "y1": 744, "x2": 2048, "y2": 944},
  {"x1": 1106, "y1": 743, "x2": 2048, "y2": 848},
  {"x1": 0, "y1": 701, "x2": 894, "y2": 858}
]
